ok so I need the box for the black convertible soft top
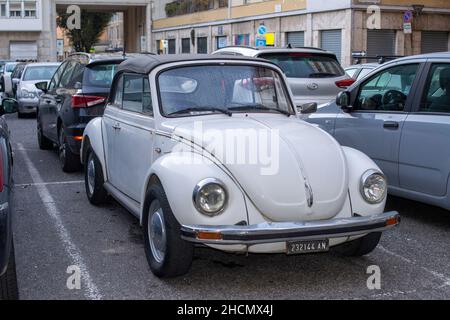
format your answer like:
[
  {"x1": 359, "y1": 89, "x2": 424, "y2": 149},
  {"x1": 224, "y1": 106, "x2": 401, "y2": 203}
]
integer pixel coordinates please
[{"x1": 116, "y1": 54, "x2": 275, "y2": 74}]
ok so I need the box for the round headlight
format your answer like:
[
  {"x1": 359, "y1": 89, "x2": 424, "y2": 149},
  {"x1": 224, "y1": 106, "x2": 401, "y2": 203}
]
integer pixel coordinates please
[
  {"x1": 193, "y1": 178, "x2": 228, "y2": 216},
  {"x1": 360, "y1": 170, "x2": 387, "y2": 204}
]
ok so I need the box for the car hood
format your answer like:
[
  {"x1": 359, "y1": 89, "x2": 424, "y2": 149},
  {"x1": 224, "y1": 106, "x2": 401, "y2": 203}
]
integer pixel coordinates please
[{"x1": 163, "y1": 115, "x2": 349, "y2": 222}]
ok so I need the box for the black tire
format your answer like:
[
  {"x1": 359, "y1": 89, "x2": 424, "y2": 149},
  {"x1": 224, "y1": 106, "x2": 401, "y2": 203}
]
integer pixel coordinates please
[
  {"x1": 335, "y1": 232, "x2": 382, "y2": 257},
  {"x1": 143, "y1": 182, "x2": 193, "y2": 278},
  {"x1": 85, "y1": 149, "x2": 108, "y2": 205},
  {"x1": 37, "y1": 118, "x2": 53, "y2": 150},
  {"x1": 59, "y1": 128, "x2": 81, "y2": 173},
  {"x1": 0, "y1": 241, "x2": 19, "y2": 300}
]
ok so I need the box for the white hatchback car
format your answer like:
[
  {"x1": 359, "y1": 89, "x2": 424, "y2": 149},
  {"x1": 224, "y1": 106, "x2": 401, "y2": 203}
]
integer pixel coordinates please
[{"x1": 81, "y1": 55, "x2": 399, "y2": 278}]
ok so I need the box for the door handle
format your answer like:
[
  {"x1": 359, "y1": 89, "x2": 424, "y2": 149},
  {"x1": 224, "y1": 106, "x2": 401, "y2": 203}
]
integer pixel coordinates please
[
  {"x1": 55, "y1": 98, "x2": 62, "y2": 103},
  {"x1": 383, "y1": 121, "x2": 399, "y2": 129},
  {"x1": 112, "y1": 123, "x2": 121, "y2": 130}
]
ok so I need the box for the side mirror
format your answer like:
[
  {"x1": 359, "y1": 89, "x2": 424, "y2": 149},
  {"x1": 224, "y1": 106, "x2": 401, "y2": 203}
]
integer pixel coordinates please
[
  {"x1": 336, "y1": 91, "x2": 352, "y2": 111},
  {"x1": 35, "y1": 81, "x2": 48, "y2": 93},
  {"x1": 1, "y1": 98, "x2": 19, "y2": 114},
  {"x1": 297, "y1": 102, "x2": 318, "y2": 114}
]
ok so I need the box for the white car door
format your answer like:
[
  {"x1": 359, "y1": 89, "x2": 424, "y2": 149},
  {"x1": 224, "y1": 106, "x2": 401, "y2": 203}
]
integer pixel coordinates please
[{"x1": 108, "y1": 73, "x2": 155, "y2": 202}]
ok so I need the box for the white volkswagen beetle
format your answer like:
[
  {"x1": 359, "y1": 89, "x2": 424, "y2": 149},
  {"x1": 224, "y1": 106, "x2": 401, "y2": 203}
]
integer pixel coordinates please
[{"x1": 81, "y1": 55, "x2": 400, "y2": 278}]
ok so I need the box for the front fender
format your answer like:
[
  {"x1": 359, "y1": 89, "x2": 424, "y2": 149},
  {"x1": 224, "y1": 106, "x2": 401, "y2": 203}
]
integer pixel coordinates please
[
  {"x1": 81, "y1": 117, "x2": 106, "y2": 178},
  {"x1": 140, "y1": 152, "x2": 248, "y2": 227},
  {"x1": 342, "y1": 146, "x2": 386, "y2": 217}
]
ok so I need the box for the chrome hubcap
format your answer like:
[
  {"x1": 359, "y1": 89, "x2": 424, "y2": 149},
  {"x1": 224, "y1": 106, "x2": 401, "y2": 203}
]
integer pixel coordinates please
[
  {"x1": 87, "y1": 157, "x2": 95, "y2": 195},
  {"x1": 148, "y1": 200, "x2": 166, "y2": 263}
]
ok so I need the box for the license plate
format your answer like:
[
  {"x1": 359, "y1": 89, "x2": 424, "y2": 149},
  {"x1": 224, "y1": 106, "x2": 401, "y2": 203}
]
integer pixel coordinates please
[{"x1": 286, "y1": 239, "x2": 329, "y2": 255}]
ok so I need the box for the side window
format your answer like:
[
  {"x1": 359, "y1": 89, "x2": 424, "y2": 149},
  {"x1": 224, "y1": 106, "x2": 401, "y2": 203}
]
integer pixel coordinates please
[
  {"x1": 48, "y1": 61, "x2": 67, "y2": 91},
  {"x1": 420, "y1": 63, "x2": 450, "y2": 114},
  {"x1": 354, "y1": 64, "x2": 419, "y2": 112},
  {"x1": 67, "y1": 63, "x2": 85, "y2": 88},
  {"x1": 143, "y1": 78, "x2": 153, "y2": 115},
  {"x1": 113, "y1": 75, "x2": 124, "y2": 107},
  {"x1": 123, "y1": 74, "x2": 143, "y2": 113},
  {"x1": 59, "y1": 61, "x2": 77, "y2": 88}
]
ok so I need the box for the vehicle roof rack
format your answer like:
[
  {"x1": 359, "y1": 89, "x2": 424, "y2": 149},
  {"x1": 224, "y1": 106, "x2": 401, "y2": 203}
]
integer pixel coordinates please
[
  {"x1": 286, "y1": 44, "x2": 326, "y2": 51},
  {"x1": 218, "y1": 45, "x2": 258, "y2": 50},
  {"x1": 352, "y1": 51, "x2": 403, "y2": 64}
]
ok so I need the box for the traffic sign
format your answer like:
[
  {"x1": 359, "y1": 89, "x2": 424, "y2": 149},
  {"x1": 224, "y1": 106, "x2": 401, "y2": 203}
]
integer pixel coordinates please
[
  {"x1": 404, "y1": 10, "x2": 413, "y2": 23},
  {"x1": 257, "y1": 25, "x2": 267, "y2": 36}
]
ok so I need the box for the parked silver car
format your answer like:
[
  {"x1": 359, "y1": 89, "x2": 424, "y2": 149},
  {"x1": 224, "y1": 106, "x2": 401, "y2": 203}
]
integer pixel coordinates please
[
  {"x1": 306, "y1": 52, "x2": 450, "y2": 210},
  {"x1": 16, "y1": 62, "x2": 60, "y2": 117},
  {"x1": 345, "y1": 63, "x2": 379, "y2": 81},
  {"x1": 213, "y1": 46, "x2": 354, "y2": 109}
]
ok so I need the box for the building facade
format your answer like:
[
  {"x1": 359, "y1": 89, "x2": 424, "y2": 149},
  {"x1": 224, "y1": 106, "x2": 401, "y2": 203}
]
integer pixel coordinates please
[
  {"x1": 151, "y1": 0, "x2": 450, "y2": 66},
  {"x1": 0, "y1": 0, "x2": 150, "y2": 62}
]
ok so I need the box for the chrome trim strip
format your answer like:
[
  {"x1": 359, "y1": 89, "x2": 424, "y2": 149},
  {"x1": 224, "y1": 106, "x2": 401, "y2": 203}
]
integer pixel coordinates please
[{"x1": 181, "y1": 211, "x2": 400, "y2": 245}]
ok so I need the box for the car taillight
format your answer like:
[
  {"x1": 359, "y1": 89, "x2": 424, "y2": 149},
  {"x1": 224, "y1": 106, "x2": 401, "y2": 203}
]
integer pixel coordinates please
[
  {"x1": 0, "y1": 150, "x2": 4, "y2": 193},
  {"x1": 335, "y1": 78, "x2": 356, "y2": 88},
  {"x1": 71, "y1": 95, "x2": 106, "y2": 108}
]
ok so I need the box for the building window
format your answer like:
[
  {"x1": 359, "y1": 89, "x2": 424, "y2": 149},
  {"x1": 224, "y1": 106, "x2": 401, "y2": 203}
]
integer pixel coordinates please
[
  {"x1": 24, "y1": 1, "x2": 36, "y2": 17},
  {"x1": 9, "y1": 1, "x2": 22, "y2": 17},
  {"x1": 168, "y1": 39, "x2": 176, "y2": 54},
  {"x1": 197, "y1": 37, "x2": 207, "y2": 54},
  {"x1": 0, "y1": 3, "x2": 7, "y2": 17},
  {"x1": 0, "y1": 0, "x2": 37, "y2": 18},
  {"x1": 234, "y1": 34, "x2": 249, "y2": 46},
  {"x1": 216, "y1": 36, "x2": 227, "y2": 50},
  {"x1": 181, "y1": 38, "x2": 190, "y2": 54}
]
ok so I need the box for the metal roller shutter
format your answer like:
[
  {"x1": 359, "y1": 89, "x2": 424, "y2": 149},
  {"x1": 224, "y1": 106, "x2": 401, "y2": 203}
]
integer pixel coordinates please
[
  {"x1": 367, "y1": 30, "x2": 396, "y2": 57},
  {"x1": 10, "y1": 41, "x2": 38, "y2": 60},
  {"x1": 287, "y1": 32, "x2": 305, "y2": 48},
  {"x1": 421, "y1": 31, "x2": 449, "y2": 54},
  {"x1": 321, "y1": 30, "x2": 342, "y2": 62}
]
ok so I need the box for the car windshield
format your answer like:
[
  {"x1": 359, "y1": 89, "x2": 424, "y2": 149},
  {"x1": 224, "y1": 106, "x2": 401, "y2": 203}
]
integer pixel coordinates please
[
  {"x1": 5, "y1": 63, "x2": 17, "y2": 73},
  {"x1": 83, "y1": 63, "x2": 119, "y2": 88},
  {"x1": 158, "y1": 65, "x2": 293, "y2": 117},
  {"x1": 258, "y1": 52, "x2": 345, "y2": 78},
  {"x1": 23, "y1": 65, "x2": 58, "y2": 81}
]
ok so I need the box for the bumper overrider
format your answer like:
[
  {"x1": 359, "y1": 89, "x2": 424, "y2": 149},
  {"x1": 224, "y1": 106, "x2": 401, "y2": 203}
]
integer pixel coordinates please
[{"x1": 181, "y1": 211, "x2": 400, "y2": 245}]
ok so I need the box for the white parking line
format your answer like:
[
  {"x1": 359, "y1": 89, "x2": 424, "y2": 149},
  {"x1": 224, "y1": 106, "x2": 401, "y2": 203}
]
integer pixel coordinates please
[
  {"x1": 378, "y1": 245, "x2": 450, "y2": 290},
  {"x1": 15, "y1": 180, "x2": 84, "y2": 188},
  {"x1": 17, "y1": 143, "x2": 103, "y2": 300}
]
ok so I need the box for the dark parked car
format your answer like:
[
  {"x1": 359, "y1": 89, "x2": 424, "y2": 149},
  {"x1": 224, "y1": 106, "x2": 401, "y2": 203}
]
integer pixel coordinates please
[
  {"x1": 0, "y1": 98, "x2": 19, "y2": 300},
  {"x1": 35, "y1": 53, "x2": 126, "y2": 172}
]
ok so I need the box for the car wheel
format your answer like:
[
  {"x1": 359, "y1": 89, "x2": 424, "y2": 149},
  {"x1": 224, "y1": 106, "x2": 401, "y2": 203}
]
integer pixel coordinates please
[
  {"x1": 335, "y1": 232, "x2": 382, "y2": 257},
  {"x1": 143, "y1": 183, "x2": 193, "y2": 278},
  {"x1": 37, "y1": 118, "x2": 53, "y2": 150},
  {"x1": 0, "y1": 240, "x2": 19, "y2": 300},
  {"x1": 59, "y1": 129, "x2": 81, "y2": 173},
  {"x1": 85, "y1": 149, "x2": 108, "y2": 205}
]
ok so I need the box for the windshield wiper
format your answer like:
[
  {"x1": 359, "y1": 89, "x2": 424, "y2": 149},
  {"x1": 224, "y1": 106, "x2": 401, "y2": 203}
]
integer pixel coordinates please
[
  {"x1": 168, "y1": 107, "x2": 232, "y2": 117},
  {"x1": 308, "y1": 72, "x2": 336, "y2": 78},
  {"x1": 228, "y1": 104, "x2": 291, "y2": 117}
]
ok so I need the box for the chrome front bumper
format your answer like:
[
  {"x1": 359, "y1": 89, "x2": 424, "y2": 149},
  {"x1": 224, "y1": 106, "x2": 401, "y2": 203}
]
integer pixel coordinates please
[{"x1": 181, "y1": 211, "x2": 400, "y2": 245}]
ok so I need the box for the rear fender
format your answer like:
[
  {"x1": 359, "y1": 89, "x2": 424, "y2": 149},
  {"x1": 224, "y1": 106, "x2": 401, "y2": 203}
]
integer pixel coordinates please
[{"x1": 81, "y1": 117, "x2": 106, "y2": 179}]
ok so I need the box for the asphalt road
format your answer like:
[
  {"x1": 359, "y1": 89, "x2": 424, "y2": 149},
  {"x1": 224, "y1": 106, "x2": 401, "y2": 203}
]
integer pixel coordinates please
[{"x1": 6, "y1": 114, "x2": 450, "y2": 300}]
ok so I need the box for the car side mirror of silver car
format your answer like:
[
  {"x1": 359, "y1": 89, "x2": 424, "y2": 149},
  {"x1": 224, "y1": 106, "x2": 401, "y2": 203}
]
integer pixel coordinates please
[
  {"x1": 297, "y1": 102, "x2": 318, "y2": 114},
  {"x1": 336, "y1": 91, "x2": 352, "y2": 112}
]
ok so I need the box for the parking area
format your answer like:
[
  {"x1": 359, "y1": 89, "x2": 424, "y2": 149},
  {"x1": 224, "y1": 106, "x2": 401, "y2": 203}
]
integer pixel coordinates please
[{"x1": 8, "y1": 114, "x2": 450, "y2": 300}]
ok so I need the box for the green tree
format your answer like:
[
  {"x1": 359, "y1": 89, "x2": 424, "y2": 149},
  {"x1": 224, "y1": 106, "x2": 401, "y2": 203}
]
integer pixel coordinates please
[{"x1": 57, "y1": 11, "x2": 113, "y2": 53}]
